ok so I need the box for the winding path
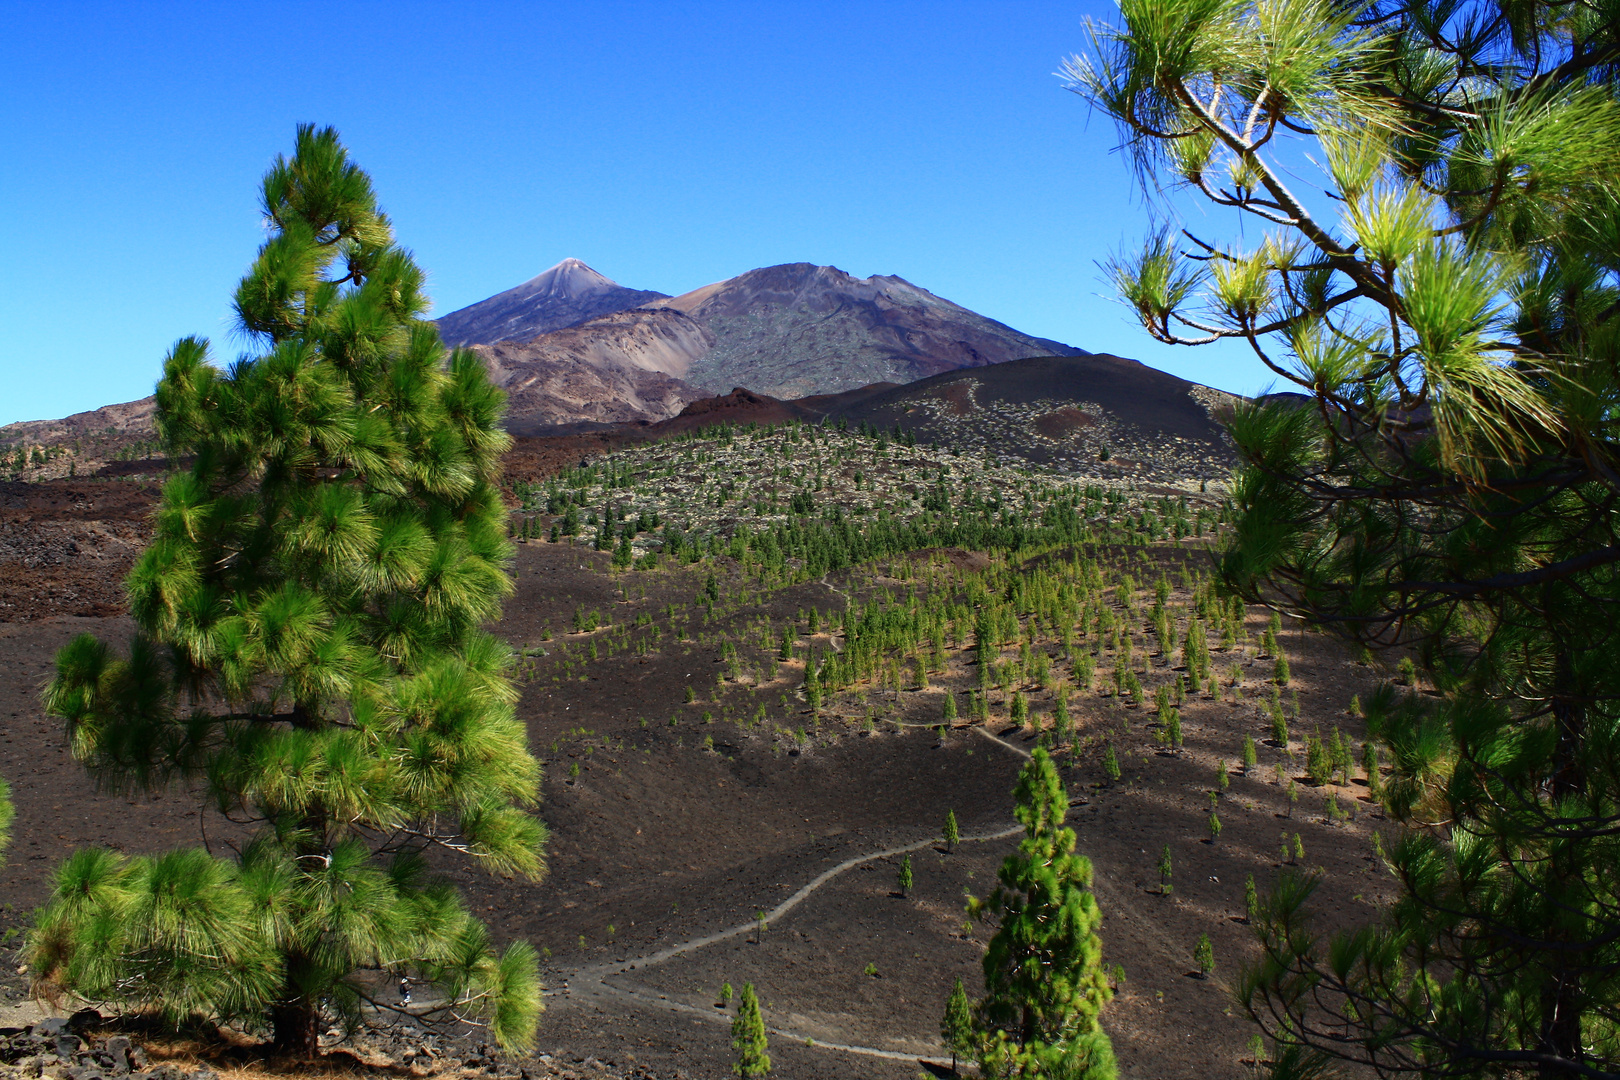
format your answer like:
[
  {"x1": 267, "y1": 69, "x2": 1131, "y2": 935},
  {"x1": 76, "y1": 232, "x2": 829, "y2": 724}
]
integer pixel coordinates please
[
  {"x1": 550, "y1": 718, "x2": 1034, "y2": 1065},
  {"x1": 559, "y1": 824, "x2": 1022, "y2": 1064},
  {"x1": 550, "y1": 716, "x2": 1175, "y2": 1067}
]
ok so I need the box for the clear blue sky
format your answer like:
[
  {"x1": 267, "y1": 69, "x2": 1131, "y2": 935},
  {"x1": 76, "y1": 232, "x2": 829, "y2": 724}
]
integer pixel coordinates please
[{"x1": 0, "y1": 1, "x2": 1263, "y2": 427}]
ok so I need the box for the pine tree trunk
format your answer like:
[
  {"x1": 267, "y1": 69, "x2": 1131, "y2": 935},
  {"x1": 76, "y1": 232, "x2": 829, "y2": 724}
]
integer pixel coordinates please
[
  {"x1": 270, "y1": 985, "x2": 319, "y2": 1058},
  {"x1": 1539, "y1": 651, "x2": 1585, "y2": 1077}
]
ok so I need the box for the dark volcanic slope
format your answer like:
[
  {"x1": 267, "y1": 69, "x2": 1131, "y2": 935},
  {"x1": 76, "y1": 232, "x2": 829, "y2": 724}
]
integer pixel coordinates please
[
  {"x1": 805, "y1": 353, "x2": 1236, "y2": 481},
  {"x1": 498, "y1": 355, "x2": 1238, "y2": 486},
  {"x1": 434, "y1": 258, "x2": 667, "y2": 348}
]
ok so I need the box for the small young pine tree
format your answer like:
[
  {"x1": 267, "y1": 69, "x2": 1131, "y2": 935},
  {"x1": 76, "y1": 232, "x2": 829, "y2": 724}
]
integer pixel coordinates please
[
  {"x1": 968, "y1": 747, "x2": 1117, "y2": 1079},
  {"x1": 1330, "y1": 727, "x2": 1352, "y2": 784},
  {"x1": 35, "y1": 128, "x2": 543, "y2": 1056},
  {"x1": 1306, "y1": 730, "x2": 1331, "y2": 786},
  {"x1": 1011, "y1": 691, "x2": 1029, "y2": 727},
  {"x1": 1216, "y1": 759, "x2": 1230, "y2": 792},
  {"x1": 1241, "y1": 734, "x2": 1258, "y2": 774},
  {"x1": 1271, "y1": 697, "x2": 1290, "y2": 747},
  {"x1": 1273, "y1": 651, "x2": 1291, "y2": 687},
  {"x1": 944, "y1": 809, "x2": 960, "y2": 853},
  {"x1": 1102, "y1": 742, "x2": 1121, "y2": 784},
  {"x1": 1292, "y1": 833, "x2": 1305, "y2": 865},
  {"x1": 719, "y1": 981, "x2": 734, "y2": 1007},
  {"x1": 941, "y1": 976, "x2": 974, "y2": 1074},
  {"x1": 1244, "y1": 875, "x2": 1259, "y2": 923},
  {"x1": 943, "y1": 691, "x2": 958, "y2": 726},
  {"x1": 1208, "y1": 810, "x2": 1222, "y2": 841},
  {"x1": 1054, "y1": 694, "x2": 1072, "y2": 742},
  {"x1": 1194, "y1": 933, "x2": 1215, "y2": 979},
  {"x1": 731, "y1": 983, "x2": 771, "y2": 1077},
  {"x1": 1363, "y1": 741, "x2": 1383, "y2": 800},
  {"x1": 898, "y1": 853, "x2": 914, "y2": 898},
  {"x1": 1158, "y1": 845, "x2": 1173, "y2": 896}
]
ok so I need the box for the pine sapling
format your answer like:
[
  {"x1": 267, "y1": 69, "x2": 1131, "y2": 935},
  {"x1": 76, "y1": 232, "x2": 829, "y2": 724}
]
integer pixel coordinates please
[
  {"x1": 1194, "y1": 932, "x2": 1215, "y2": 979},
  {"x1": 1103, "y1": 742, "x2": 1121, "y2": 784},
  {"x1": 940, "y1": 977, "x2": 974, "y2": 1075},
  {"x1": 731, "y1": 983, "x2": 771, "y2": 1077},
  {"x1": 898, "y1": 854, "x2": 913, "y2": 898},
  {"x1": 719, "y1": 982, "x2": 734, "y2": 1007},
  {"x1": 1158, "y1": 845, "x2": 1173, "y2": 896},
  {"x1": 1363, "y1": 741, "x2": 1383, "y2": 800},
  {"x1": 944, "y1": 810, "x2": 960, "y2": 853},
  {"x1": 1241, "y1": 734, "x2": 1258, "y2": 774},
  {"x1": 1244, "y1": 875, "x2": 1258, "y2": 923}
]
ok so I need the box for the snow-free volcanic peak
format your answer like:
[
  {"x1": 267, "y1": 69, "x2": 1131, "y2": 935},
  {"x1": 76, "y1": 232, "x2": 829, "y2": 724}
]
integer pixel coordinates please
[{"x1": 434, "y1": 258, "x2": 668, "y2": 348}]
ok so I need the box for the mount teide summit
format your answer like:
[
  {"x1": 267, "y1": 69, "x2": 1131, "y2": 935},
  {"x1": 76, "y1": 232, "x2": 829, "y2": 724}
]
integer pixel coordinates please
[
  {"x1": 434, "y1": 258, "x2": 667, "y2": 348},
  {"x1": 454, "y1": 261, "x2": 1086, "y2": 433}
]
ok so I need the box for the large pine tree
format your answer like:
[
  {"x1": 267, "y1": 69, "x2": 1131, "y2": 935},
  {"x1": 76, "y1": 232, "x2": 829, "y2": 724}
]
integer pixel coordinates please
[
  {"x1": 1071, "y1": 0, "x2": 1620, "y2": 1073},
  {"x1": 969, "y1": 746, "x2": 1116, "y2": 1080},
  {"x1": 33, "y1": 126, "x2": 545, "y2": 1056}
]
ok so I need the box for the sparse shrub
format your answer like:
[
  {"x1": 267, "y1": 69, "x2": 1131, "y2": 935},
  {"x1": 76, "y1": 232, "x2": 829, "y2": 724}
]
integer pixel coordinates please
[{"x1": 1398, "y1": 656, "x2": 1417, "y2": 686}]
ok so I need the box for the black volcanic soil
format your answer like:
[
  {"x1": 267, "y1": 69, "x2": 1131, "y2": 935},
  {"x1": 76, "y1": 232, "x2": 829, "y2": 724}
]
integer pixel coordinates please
[
  {"x1": 0, "y1": 529, "x2": 1394, "y2": 1080},
  {"x1": 0, "y1": 479, "x2": 157, "y2": 620}
]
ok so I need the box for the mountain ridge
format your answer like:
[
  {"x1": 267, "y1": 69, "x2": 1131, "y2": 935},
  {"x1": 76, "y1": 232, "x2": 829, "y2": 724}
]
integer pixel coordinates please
[{"x1": 464, "y1": 261, "x2": 1087, "y2": 429}]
